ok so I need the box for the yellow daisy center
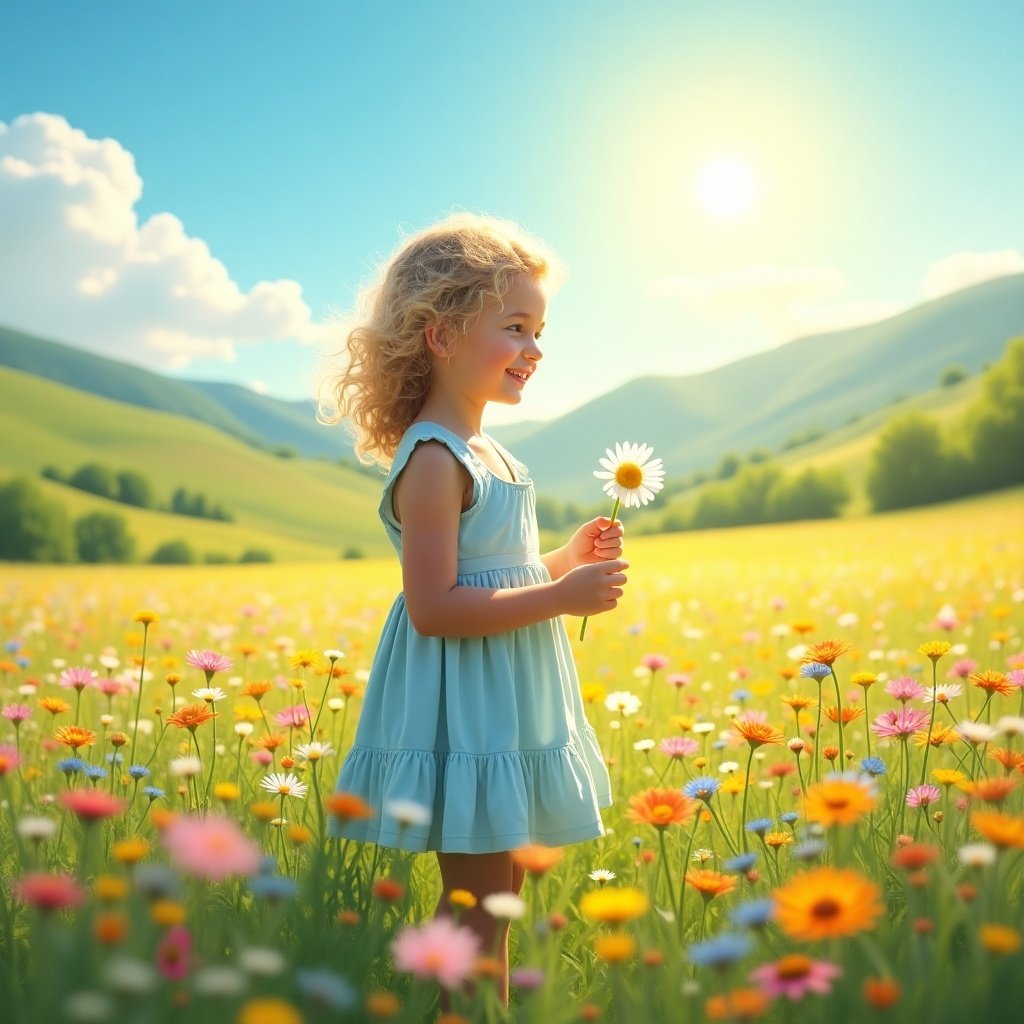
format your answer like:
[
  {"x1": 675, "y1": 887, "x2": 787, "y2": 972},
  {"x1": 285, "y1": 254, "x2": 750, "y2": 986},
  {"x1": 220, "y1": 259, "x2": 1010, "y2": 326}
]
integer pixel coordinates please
[{"x1": 615, "y1": 462, "x2": 643, "y2": 488}]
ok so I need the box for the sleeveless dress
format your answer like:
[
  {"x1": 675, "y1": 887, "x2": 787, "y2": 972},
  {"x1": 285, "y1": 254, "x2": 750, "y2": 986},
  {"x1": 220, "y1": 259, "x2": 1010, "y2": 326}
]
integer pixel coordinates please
[{"x1": 330, "y1": 421, "x2": 611, "y2": 854}]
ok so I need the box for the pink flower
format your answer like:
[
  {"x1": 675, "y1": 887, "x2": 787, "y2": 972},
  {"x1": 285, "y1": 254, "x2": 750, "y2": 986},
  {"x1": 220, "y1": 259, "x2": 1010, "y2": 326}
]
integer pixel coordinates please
[
  {"x1": 871, "y1": 706, "x2": 930, "y2": 739},
  {"x1": 906, "y1": 784, "x2": 942, "y2": 808},
  {"x1": 12, "y1": 872, "x2": 85, "y2": 913},
  {"x1": 185, "y1": 649, "x2": 234, "y2": 681},
  {"x1": 949, "y1": 658, "x2": 977, "y2": 679},
  {"x1": 58, "y1": 667, "x2": 97, "y2": 691},
  {"x1": 2, "y1": 704, "x2": 32, "y2": 723},
  {"x1": 642, "y1": 654, "x2": 669, "y2": 672},
  {"x1": 750, "y1": 954, "x2": 842, "y2": 1000},
  {"x1": 391, "y1": 917, "x2": 481, "y2": 989},
  {"x1": 274, "y1": 705, "x2": 310, "y2": 728},
  {"x1": 96, "y1": 679, "x2": 126, "y2": 698},
  {"x1": 156, "y1": 926, "x2": 193, "y2": 981},
  {"x1": 1007, "y1": 670, "x2": 1024, "y2": 689},
  {"x1": 59, "y1": 789, "x2": 126, "y2": 823},
  {"x1": 0, "y1": 744, "x2": 21, "y2": 776},
  {"x1": 162, "y1": 813, "x2": 262, "y2": 881},
  {"x1": 884, "y1": 676, "x2": 926, "y2": 703},
  {"x1": 659, "y1": 736, "x2": 699, "y2": 758},
  {"x1": 667, "y1": 673, "x2": 691, "y2": 689}
]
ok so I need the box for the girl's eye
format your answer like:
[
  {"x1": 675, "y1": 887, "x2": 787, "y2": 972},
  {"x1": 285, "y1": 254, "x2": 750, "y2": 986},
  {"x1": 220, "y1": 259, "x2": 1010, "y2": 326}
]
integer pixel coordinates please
[{"x1": 508, "y1": 324, "x2": 522, "y2": 333}]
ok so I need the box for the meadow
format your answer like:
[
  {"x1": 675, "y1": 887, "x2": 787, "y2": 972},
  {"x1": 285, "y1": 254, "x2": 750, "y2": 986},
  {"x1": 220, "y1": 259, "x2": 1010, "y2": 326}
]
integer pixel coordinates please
[{"x1": 1, "y1": 488, "x2": 1022, "y2": 1023}]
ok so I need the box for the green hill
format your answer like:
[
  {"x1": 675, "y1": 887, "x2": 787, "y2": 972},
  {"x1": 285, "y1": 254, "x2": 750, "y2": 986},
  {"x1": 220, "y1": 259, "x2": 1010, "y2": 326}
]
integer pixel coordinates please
[{"x1": 0, "y1": 367, "x2": 387, "y2": 561}]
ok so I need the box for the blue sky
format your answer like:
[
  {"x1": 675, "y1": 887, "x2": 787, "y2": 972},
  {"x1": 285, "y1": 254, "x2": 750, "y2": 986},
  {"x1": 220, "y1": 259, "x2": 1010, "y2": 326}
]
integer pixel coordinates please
[{"x1": 1, "y1": 0, "x2": 1022, "y2": 423}]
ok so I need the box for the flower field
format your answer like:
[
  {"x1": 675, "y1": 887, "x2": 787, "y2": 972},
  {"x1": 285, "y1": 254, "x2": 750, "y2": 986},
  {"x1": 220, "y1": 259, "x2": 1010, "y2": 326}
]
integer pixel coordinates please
[{"x1": 1, "y1": 491, "x2": 1022, "y2": 1024}]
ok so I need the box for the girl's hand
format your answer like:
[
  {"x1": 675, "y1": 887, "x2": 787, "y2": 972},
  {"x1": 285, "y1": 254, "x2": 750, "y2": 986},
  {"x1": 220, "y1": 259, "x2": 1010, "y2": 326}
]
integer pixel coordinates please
[
  {"x1": 556, "y1": 559, "x2": 629, "y2": 617},
  {"x1": 565, "y1": 517, "x2": 624, "y2": 569}
]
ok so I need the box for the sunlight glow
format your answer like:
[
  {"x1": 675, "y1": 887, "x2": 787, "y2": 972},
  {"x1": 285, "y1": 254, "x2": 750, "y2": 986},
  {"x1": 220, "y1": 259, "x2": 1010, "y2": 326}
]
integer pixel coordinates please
[{"x1": 694, "y1": 158, "x2": 759, "y2": 218}]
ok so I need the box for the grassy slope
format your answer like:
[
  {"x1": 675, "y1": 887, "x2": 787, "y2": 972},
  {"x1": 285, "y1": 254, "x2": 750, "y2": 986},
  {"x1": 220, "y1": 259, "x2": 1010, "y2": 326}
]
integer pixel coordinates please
[{"x1": 0, "y1": 367, "x2": 388, "y2": 560}]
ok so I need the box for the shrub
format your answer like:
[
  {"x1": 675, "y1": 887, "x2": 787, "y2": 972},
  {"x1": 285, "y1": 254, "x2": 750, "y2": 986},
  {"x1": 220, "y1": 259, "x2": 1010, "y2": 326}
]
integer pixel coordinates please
[
  {"x1": 149, "y1": 539, "x2": 196, "y2": 565},
  {"x1": 75, "y1": 512, "x2": 136, "y2": 563},
  {"x1": 0, "y1": 477, "x2": 73, "y2": 562},
  {"x1": 239, "y1": 548, "x2": 273, "y2": 563}
]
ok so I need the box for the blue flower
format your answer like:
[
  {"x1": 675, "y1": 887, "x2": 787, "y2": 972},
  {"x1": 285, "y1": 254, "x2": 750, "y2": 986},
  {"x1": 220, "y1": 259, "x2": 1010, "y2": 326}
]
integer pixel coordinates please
[
  {"x1": 683, "y1": 776, "x2": 722, "y2": 801},
  {"x1": 83, "y1": 764, "x2": 108, "y2": 780},
  {"x1": 859, "y1": 756, "x2": 887, "y2": 777},
  {"x1": 128, "y1": 764, "x2": 150, "y2": 779},
  {"x1": 793, "y1": 839, "x2": 827, "y2": 861},
  {"x1": 723, "y1": 853, "x2": 757, "y2": 873},
  {"x1": 711, "y1": 740, "x2": 726, "y2": 750},
  {"x1": 687, "y1": 932, "x2": 753, "y2": 968},
  {"x1": 4, "y1": 639, "x2": 21, "y2": 653},
  {"x1": 15, "y1": 656, "x2": 29, "y2": 669},
  {"x1": 731, "y1": 688, "x2": 752, "y2": 703},
  {"x1": 800, "y1": 662, "x2": 831, "y2": 680},
  {"x1": 296, "y1": 969, "x2": 356, "y2": 1011},
  {"x1": 143, "y1": 785, "x2": 165, "y2": 800},
  {"x1": 134, "y1": 864, "x2": 181, "y2": 899},
  {"x1": 780, "y1": 811, "x2": 799, "y2": 824},
  {"x1": 745, "y1": 817, "x2": 774, "y2": 835},
  {"x1": 249, "y1": 874, "x2": 299, "y2": 902},
  {"x1": 729, "y1": 898, "x2": 775, "y2": 929},
  {"x1": 57, "y1": 757, "x2": 87, "y2": 776},
  {"x1": 105, "y1": 752, "x2": 123, "y2": 765}
]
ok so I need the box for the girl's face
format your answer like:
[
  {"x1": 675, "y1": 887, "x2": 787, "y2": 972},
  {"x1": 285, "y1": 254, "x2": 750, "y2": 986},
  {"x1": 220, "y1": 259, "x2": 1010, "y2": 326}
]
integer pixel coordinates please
[{"x1": 450, "y1": 274, "x2": 547, "y2": 409}]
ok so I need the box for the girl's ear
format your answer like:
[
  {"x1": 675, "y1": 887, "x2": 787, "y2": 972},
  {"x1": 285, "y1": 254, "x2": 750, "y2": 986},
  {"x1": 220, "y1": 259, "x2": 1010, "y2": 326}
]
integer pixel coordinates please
[{"x1": 424, "y1": 321, "x2": 454, "y2": 361}]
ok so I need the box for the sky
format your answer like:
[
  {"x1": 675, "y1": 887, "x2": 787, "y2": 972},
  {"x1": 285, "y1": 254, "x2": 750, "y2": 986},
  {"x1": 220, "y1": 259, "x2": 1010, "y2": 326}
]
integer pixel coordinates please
[{"x1": 1, "y1": 0, "x2": 1022, "y2": 424}]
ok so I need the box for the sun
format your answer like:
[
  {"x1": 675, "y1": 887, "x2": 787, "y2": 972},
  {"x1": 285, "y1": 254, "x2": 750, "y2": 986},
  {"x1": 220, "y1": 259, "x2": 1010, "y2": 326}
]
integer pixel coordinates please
[{"x1": 694, "y1": 158, "x2": 758, "y2": 218}]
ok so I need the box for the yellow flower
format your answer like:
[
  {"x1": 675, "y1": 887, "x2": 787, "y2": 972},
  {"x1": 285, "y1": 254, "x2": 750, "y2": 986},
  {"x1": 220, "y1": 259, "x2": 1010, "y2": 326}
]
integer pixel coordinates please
[
  {"x1": 214, "y1": 782, "x2": 241, "y2": 803},
  {"x1": 581, "y1": 683, "x2": 606, "y2": 704},
  {"x1": 979, "y1": 923, "x2": 1022, "y2": 955},
  {"x1": 133, "y1": 610, "x2": 159, "y2": 625},
  {"x1": 365, "y1": 991, "x2": 401, "y2": 1017},
  {"x1": 236, "y1": 998, "x2": 304, "y2": 1024},
  {"x1": 764, "y1": 831, "x2": 794, "y2": 847},
  {"x1": 917, "y1": 641, "x2": 952, "y2": 661},
  {"x1": 94, "y1": 875, "x2": 130, "y2": 903},
  {"x1": 449, "y1": 889, "x2": 477, "y2": 909},
  {"x1": 594, "y1": 932, "x2": 636, "y2": 963},
  {"x1": 111, "y1": 838, "x2": 149, "y2": 865},
  {"x1": 579, "y1": 887, "x2": 649, "y2": 925},
  {"x1": 286, "y1": 825, "x2": 313, "y2": 845},
  {"x1": 250, "y1": 801, "x2": 279, "y2": 823},
  {"x1": 933, "y1": 768, "x2": 967, "y2": 787},
  {"x1": 151, "y1": 900, "x2": 187, "y2": 927}
]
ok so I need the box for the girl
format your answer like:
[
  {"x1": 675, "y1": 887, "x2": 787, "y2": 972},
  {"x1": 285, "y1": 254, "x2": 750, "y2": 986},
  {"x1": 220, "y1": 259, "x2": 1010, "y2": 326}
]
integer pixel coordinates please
[{"x1": 322, "y1": 212, "x2": 626, "y2": 1003}]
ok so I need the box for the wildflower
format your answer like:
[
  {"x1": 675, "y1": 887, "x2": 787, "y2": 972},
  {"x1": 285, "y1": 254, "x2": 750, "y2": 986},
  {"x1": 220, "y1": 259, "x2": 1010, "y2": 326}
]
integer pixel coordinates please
[
  {"x1": 296, "y1": 968, "x2": 356, "y2": 1011},
  {"x1": 724, "y1": 853, "x2": 757, "y2": 873},
  {"x1": 956, "y1": 721, "x2": 999, "y2": 744},
  {"x1": 859, "y1": 756, "x2": 886, "y2": 776},
  {"x1": 593, "y1": 442, "x2": 665, "y2": 507},
  {"x1": 971, "y1": 810, "x2": 1024, "y2": 849},
  {"x1": 823, "y1": 704, "x2": 864, "y2": 724},
  {"x1": 604, "y1": 691, "x2": 641, "y2": 715},
  {"x1": 801, "y1": 639, "x2": 852, "y2": 666},
  {"x1": 764, "y1": 831, "x2": 793, "y2": 847},
  {"x1": 588, "y1": 868, "x2": 617, "y2": 885},
  {"x1": 705, "y1": 987, "x2": 769, "y2": 1020},
  {"x1": 627, "y1": 787, "x2": 697, "y2": 828},
  {"x1": 167, "y1": 703, "x2": 217, "y2": 730},
  {"x1": 162, "y1": 814, "x2": 262, "y2": 881},
  {"x1": 926, "y1": 682, "x2": 963, "y2": 704},
  {"x1": 800, "y1": 662, "x2": 831, "y2": 681},
  {"x1": 862, "y1": 977, "x2": 902, "y2": 1010},
  {"x1": 978, "y1": 924, "x2": 1022, "y2": 955},
  {"x1": 156, "y1": 927, "x2": 192, "y2": 982},
  {"x1": 260, "y1": 772, "x2": 309, "y2": 799},
  {"x1": 871, "y1": 706, "x2": 930, "y2": 739},
  {"x1": 906, "y1": 784, "x2": 942, "y2": 808},
  {"x1": 17, "y1": 816, "x2": 58, "y2": 842},
  {"x1": 750, "y1": 954, "x2": 842, "y2": 1000},
  {"x1": 59, "y1": 790, "x2": 125, "y2": 823},
  {"x1": 39, "y1": 696, "x2": 72, "y2": 716},
  {"x1": 686, "y1": 932, "x2": 753, "y2": 969},
  {"x1": 448, "y1": 889, "x2": 477, "y2": 909},
  {"x1": 481, "y1": 892, "x2": 526, "y2": 919},
  {"x1": 971, "y1": 777, "x2": 1017, "y2": 805},
  {"x1": 685, "y1": 870, "x2": 737, "y2": 900},
  {"x1": 249, "y1": 874, "x2": 300, "y2": 902},
  {"x1": 273, "y1": 705, "x2": 310, "y2": 728},
  {"x1": 238, "y1": 947, "x2": 287, "y2": 976},
  {"x1": 385, "y1": 799, "x2": 432, "y2": 828},
  {"x1": 236, "y1": 999, "x2": 303, "y2": 1024},
  {"x1": 957, "y1": 843, "x2": 997, "y2": 868},
  {"x1": 185, "y1": 649, "x2": 233, "y2": 681},
  {"x1": 969, "y1": 670, "x2": 1013, "y2": 697},
  {"x1": 774, "y1": 867, "x2": 882, "y2": 940},
  {"x1": 242, "y1": 680, "x2": 274, "y2": 701},
  {"x1": 851, "y1": 671, "x2": 878, "y2": 689},
  {"x1": 594, "y1": 933, "x2": 636, "y2": 963},
  {"x1": 885, "y1": 676, "x2": 927, "y2": 702},
  {"x1": 731, "y1": 718, "x2": 784, "y2": 748},
  {"x1": 12, "y1": 872, "x2": 85, "y2": 913},
  {"x1": 54, "y1": 725, "x2": 97, "y2": 749},
  {"x1": 730, "y1": 898, "x2": 775, "y2": 929},
  {"x1": 192, "y1": 966, "x2": 247, "y2": 998},
  {"x1": 391, "y1": 917, "x2": 480, "y2": 990},
  {"x1": 214, "y1": 782, "x2": 241, "y2": 803},
  {"x1": 192, "y1": 686, "x2": 228, "y2": 703},
  {"x1": 510, "y1": 966, "x2": 546, "y2": 990},
  {"x1": 295, "y1": 741, "x2": 336, "y2": 762},
  {"x1": 169, "y1": 755, "x2": 203, "y2": 778},
  {"x1": 325, "y1": 791, "x2": 375, "y2": 822},
  {"x1": 579, "y1": 887, "x2": 649, "y2": 924},
  {"x1": 511, "y1": 845, "x2": 564, "y2": 875},
  {"x1": 659, "y1": 736, "x2": 699, "y2": 758},
  {"x1": 918, "y1": 640, "x2": 952, "y2": 662},
  {"x1": 2, "y1": 703, "x2": 32, "y2": 722},
  {"x1": 112, "y1": 838, "x2": 149, "y2": 865},
  {"x1": 59, "y1": 667, "x2": 97, "y2": 691},
  {"x1": 0, "y1": 744, "x2": 21, "y2": 776},
  {"x1": 804, "y1": 775, "x2": 876, "y2": 826}
]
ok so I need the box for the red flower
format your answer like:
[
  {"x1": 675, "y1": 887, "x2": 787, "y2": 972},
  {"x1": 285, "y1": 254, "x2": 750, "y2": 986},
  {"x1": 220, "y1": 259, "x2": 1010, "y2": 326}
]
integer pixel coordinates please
[
  {"x1": 59, "y1": 789, "x2": 126, "y2": 823},
  {"x1": 13, "y1": 872, "x2": 85, "y2": 913}
]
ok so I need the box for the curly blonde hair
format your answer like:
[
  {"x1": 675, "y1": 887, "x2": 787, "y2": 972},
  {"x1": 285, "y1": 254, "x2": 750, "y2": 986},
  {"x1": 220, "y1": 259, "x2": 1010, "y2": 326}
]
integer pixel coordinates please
[{"x1": 319, "y1": 212, "x2": 560, "y2": 467}]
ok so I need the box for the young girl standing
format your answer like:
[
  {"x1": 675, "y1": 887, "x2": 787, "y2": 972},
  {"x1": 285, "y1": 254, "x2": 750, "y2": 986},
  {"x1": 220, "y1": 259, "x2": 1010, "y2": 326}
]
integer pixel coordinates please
[{"x1": 323, "y1": 213, "x2": 626, "y2": 1002}]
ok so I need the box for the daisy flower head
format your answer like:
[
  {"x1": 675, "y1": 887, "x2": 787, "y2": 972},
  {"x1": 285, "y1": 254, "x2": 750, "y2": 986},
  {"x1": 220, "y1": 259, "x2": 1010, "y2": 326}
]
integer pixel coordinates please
[
  {"x1": 294, "y1": 741, "x2": 336, "y2": 762},
  {"x1": 593, "y1": 442, "x2": 665, "y2": 508},
  {"x1": 605, "y1": 691, "x2": 641, "y2": 716},
  {"x1": 259, "y1": 772, "x2": 308, "y2": 799},
  {"x1": 192, "y1": 687, "x2": 227, "y2": 704}
]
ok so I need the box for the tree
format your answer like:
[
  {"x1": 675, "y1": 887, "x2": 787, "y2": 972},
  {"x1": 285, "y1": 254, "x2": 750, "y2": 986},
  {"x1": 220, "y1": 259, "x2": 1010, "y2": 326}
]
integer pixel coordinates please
[
  {"x1": 690, "y1": 484, "x2": 737, "y2": 529},
  {"x1": 941, "y1": 365, "x2": 968, "y2": 388},
  {"x1": 239, "y1": 547, "x2": 273, "y2": 563},
  {"x1": 963, "y1": 336, "x2": 1024, "y2": 492},
  {"x1": 866, "y1": 412, "x2": 952, "y2": 512},
  {"x1": 766, "y1": 468, "x2": 849, "y2": 522},
  {"x1": 0, "y1": 478, "x2": 74, "y2": 562},
  {"x1": 149, "y1": 539, "x2": 196, "y2": 564},
  {"x1": 730, "y1": 464, "x2": 784, "y2": 525},
  {"x1": 75, "y1": 512, "x2": 136, "y2": 563},
  {"x1": 715, "y1": 453, "x2": 741, "y2": 480},
  {"x1": 116, "y1": 470, "x2": 154, "y2": 508},
  {"x1": 68, "y1": 462, "x2": 117, "y2": 499}
]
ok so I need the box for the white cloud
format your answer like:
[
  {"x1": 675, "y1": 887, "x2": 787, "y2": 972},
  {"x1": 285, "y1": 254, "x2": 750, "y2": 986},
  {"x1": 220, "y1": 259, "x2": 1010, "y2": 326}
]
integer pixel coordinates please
[
  {"x1": 246, "y1": 379, "x2": 270, "y2": 395},
  {"x1": 919, "y1": 249, "x2": 1024, "y2": 300},
  {"x1": 0, "y1": 113, "x2": 328, "y2": 368}
]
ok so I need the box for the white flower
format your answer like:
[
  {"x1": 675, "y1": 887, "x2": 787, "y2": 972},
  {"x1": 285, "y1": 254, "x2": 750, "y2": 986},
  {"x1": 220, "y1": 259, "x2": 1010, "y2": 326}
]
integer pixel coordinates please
[
  {"x1": 691, "y1": 848, "x2": 714, "y2": 863},
  {"x1": 64, "y1": 991, "x2": 114, "y2": 1023},
  {"x1": 323, "y1": 649, "x2": 345, "y2": 661},
  {"x1": 234, "y1": 722, "x2": 254, "y2": 737},
  {"x1": 169, "y1": 755, "x2": 203, "y2": 778},
  {"x1": 238, "y1": 947, "x2": 286, "y2": 976},
  {"x1": 604, "y1": 691, "x2": 641, "y2": 715},
  {"x1": 193, "y1": 687, "x2": 228, "y2": 703},
  {"x1": 692, "y1": 722, "x2": 716, "y2": 735},
  {"x1": 17, "y1": 816, "x2": 58, "y2": 841},
  {"x1": 327, "y1": 697, "x2": 345, "y2": 712},
  {"x1": 925, "y1": 683, "x2": 963, "y2": 703},
  {"x1": 588, "y1": 868, "x2": 616, "y2": 884},
  {"x1": 633, "y1": 739, "x2": 656, "y2": 752},
  {"x1": 103, "y1": 957, "x2": 158, "y2": 994},
  {"x1": 192, "y1": 965, "x2": 248, "y2": 998},
  {"x1": 957, "y1": 843, "x2": 997, "y2": 868},
  {"x1": 482, "y1": 892, "x2": 527, "y2": 919},
  {"x1": 955, "y1": 721, "x2": 998, "y2": 745},
  {"x1": 718, "y1": 761, "x2": 739, "y2": 774},
  {"x1": 295, "y1": 741, "x2": 337, "y2": 762},
  {"x1": 259, "y1": 772, "x2": 308, "y2": 799},
  {"x1": 593, "y1": 442, "x2": 665, "y2": 507},
  {"x1": 996, "y1": 716, "x2": 1024, "y2": 736},
  {"x1": 385, "y1": 799, "x2": 432, "y2": 828}
]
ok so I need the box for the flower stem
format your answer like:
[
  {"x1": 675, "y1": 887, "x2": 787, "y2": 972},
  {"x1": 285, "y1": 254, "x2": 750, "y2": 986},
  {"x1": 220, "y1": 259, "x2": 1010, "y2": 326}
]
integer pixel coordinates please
[{"x1": 579, "y1": 497, "x2": 620, "y2": 640}]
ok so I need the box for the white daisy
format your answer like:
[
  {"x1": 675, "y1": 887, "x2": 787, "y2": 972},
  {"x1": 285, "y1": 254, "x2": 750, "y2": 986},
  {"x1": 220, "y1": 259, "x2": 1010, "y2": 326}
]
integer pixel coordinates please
[
  {"x1": 588, "y1": 868, "x2": 617, "y2": 885},
  {"x1": 169, "y1": 755, "x2": 203, "y2": 778},
  {"x1": 295, "y1": 741, "x2": 337, "y2": 762},
  {"x1": 259, "y1": 772, "x2": 308, "y2": 799},
  {"x1": 604, "y1": 691, "x2": 641, "y2": 716},
  {"x1": 192, "y1": 687, "x2": 228, "y2": 704},
  {"x1": 593, "y1": 441, "x2": 665, "y2": 508},
  {"x1": 384, "y1": 799, "x2": 432, "y2": 828},
  {"x1": 481, "y1": 892, "x2": 527, "y2": 920}
]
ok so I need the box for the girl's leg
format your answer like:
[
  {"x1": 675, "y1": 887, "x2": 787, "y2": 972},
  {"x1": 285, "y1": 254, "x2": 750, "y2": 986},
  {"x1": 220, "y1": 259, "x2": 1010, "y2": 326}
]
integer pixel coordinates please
[{"x1": 435, "y1": 851, "x2": 526, "y2": 1007}]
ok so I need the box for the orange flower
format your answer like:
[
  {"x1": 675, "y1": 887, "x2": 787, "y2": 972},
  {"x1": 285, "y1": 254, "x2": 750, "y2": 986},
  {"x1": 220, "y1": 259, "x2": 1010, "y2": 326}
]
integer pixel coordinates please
[
  {"x1": 914, "y1": 724, "x2": 959, "y2": 748},
  {"x1": 39, "y1": 697, "x2": 72, "y2": 716},
  {"x1": 242, "y1": 680, "x2": 274, "y2": 701},
  {"x1": 990, "y1": 746, "x2": 1024, "y2": 773},
  {"x1": 970, "y1": 777, "x2": 1017, "y2": 805},
  {"x1": 731, "y1": 719, "x2": 784, "y2": 748},
  {"x1": 862, "y1": 978, "x2": 901, "y2": 1010},
  {"x1": 258, "y1": 733, "x2": 287, "y2": 751},
  {"x1": 781, "y1": 694, "x2": 816, "y2": 711},
  {"x1": 774, "y1": 867, "x2": 882, "y2": 940},
  {"x1": 969, "y1": 670, "x2": 1013, "y2": 697},
  {"x1": 685, "y1": 869, "x2": 737, "y2": 900},
  {"x1": 511, "y1": 844, "x2": 565, "y2": 875},
  {"x1": 166, "y1": 703, "x2": 217, "y2": 730},
  {"x1": 593, "y1": 933, "x2": 636, "y2": 963},
  {"x1": 791, "y1": 621, "x2": 816, "y2": 636},
  {"x1": 627, "y1": 787, "x2": 698, "y2": 828},
  {"x1": 800, "y1": 639, "x2": 852, "y2": 666},
  {"x1": 979, "y1": 923, "x2": 1022, "y2": 955},
  {"x1": 705, "y1": 988, "x2": 769, "y2": 1020},
  {"x1": 54, "y1": 725, "x2": 97, "y2": 749},
  {"x1": 804, "y1": 776, "x2": 876, "y2": 826},
  {"x1": 94, "y1": 911, "x2": 129, "y2": 945},
  {"x1": 325, "y1": 791, "x2": 375, "y2": 822},
  {"x1": 823, "y1": 704, "x2": 863, "y2": 724},
  {"x1": 971, "y1": 810, "x2": 1024, "y2": 849}
]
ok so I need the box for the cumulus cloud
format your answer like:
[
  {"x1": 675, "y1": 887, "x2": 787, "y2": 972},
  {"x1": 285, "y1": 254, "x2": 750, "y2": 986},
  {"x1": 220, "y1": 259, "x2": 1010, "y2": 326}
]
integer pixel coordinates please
[
  {"x1": 0, "y1": 113, "x2": 328, "y2": 368},
  {"x1": 648, "y1": 248, "x2": 1023, "y2": 344}
]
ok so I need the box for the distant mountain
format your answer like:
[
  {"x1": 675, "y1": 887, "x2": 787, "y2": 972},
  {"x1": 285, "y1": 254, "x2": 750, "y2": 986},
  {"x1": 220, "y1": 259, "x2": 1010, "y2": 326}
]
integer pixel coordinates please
[{"x1": 493, "y1": 273, "x2": 1024, "y2": 499}]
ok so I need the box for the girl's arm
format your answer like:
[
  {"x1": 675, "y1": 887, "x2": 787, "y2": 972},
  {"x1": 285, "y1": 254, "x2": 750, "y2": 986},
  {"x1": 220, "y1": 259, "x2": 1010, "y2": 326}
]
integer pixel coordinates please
[
  {"x1": 395, "y1": 442, "x2": 627, "y2": 638},
  {"x1": 541, "y1": 516, "x2": 624, "y2": 581}
]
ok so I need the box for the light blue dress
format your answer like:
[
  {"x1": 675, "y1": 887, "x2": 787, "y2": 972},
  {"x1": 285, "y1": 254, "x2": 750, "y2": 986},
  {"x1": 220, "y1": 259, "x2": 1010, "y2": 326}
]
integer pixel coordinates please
[{"x1": 331, "y1": 421, "x2": 611, "y2": 854}]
